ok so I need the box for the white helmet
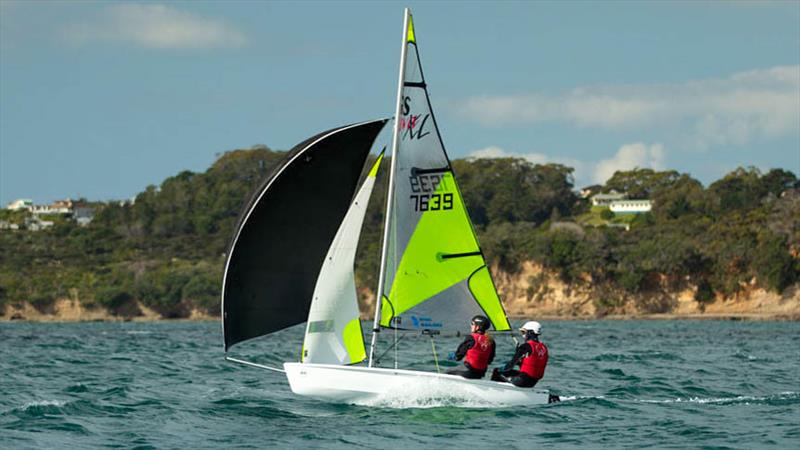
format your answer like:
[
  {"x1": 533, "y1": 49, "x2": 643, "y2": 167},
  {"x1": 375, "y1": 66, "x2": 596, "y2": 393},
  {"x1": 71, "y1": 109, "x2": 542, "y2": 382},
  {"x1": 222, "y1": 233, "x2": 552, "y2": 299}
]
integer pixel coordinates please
[{"x1": 520, "y1": 321, "x2": 542, "y2": 335}]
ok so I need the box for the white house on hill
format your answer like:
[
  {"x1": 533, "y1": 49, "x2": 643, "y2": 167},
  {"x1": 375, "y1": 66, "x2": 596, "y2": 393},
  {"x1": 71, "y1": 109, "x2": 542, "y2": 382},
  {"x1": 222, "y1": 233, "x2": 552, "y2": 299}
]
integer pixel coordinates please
[
  {"x1": 591, "y1": 192, "x2": 626, "y2": 206},
  {"x1": 6, "y1": 199, "x2": 33, "y2": 211},
  {"x1": 609, "y1": 200, "x2": 652, "y2": 213}
]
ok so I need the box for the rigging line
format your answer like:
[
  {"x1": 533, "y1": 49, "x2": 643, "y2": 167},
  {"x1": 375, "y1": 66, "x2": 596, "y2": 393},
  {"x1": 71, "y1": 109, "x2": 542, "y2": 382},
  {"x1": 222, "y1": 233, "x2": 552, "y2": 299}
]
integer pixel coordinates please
[
  {"x1": 225, "y1": 356, "x2": 286, "y2": 373},
  {"x1": 430, "y1": 335, "x2": 440, "y2": 373},
  {"x1": 375, "y1": 332, "x2": 408, "y2": 365},
  {"x1": 507, "y1": 334, "x2": 520, "y2": 351},
  {"x1": 394, "y1": 318, "x2": 399, "y2": 370}
]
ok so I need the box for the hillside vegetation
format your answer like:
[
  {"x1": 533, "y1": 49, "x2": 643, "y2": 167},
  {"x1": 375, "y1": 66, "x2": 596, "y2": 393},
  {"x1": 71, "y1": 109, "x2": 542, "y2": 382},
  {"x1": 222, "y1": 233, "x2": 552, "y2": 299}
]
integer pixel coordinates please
[{"x1": 1, "y1": 146, "x2": 797, "y2": 319}]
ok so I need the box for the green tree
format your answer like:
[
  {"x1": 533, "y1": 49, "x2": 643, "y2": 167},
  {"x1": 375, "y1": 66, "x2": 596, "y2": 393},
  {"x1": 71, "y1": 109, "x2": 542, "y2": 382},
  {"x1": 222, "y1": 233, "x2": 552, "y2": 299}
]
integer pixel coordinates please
[
  {"x1": 605, "y1": 168, "x2": 681, "y2": 199},
  {"x1": 753, "y1": 231, "x2": 797, "y2": 292},
  {"x1": 707, "y1": 166, "x2": 765, "y2": 212}
]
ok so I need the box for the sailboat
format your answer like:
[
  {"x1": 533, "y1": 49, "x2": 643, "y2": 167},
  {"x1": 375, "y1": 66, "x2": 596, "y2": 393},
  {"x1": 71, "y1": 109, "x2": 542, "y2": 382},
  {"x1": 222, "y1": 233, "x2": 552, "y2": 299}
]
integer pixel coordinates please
[{"x1": 222, "y1": 9, "x2": 557, "y2": 406}]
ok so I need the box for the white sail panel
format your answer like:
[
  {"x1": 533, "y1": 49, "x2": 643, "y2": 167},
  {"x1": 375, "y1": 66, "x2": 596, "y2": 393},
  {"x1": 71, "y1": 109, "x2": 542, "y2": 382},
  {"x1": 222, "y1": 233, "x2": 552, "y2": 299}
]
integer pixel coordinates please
[{"x1": 302, "y1": 154, "x2": 383, "y2": 364}]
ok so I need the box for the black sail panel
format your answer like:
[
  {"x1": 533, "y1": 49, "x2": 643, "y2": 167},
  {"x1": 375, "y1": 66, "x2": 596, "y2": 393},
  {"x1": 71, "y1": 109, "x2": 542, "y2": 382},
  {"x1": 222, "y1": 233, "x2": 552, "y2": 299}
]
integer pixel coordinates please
[{"x1": 222, "y1": 119, "x2": 387, "y2": 351}]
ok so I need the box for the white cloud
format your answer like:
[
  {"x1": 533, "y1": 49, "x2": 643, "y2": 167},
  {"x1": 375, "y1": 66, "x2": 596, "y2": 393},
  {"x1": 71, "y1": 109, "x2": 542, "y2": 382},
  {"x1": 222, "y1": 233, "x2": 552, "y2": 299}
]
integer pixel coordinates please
[
  {"x1": 63, "y1": 4, "x2": 246, "y2": 49},
  {"x1": 458, "y1": 66, "x2": 800, "y2": 149},
  {"x1": 469, "y1": 145, "x2": 549, "y2": 164},
  {"x1": 593, "y1": 142, "x2": 665, "y2": 184},
  {"x1": 467, "y1": 142, "x2": 666, "y2": 187},
  {"x1": 467, "y1": 145, "x2": 587, "y2": 183}
]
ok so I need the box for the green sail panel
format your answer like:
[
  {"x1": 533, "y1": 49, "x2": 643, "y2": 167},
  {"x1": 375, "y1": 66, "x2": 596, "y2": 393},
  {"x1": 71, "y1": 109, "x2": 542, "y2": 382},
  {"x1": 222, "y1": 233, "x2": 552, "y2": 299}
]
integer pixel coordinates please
[
  {"x1": 379, "y1": 15, "x2": 510, "y2": 333},
  {"x1": 380, "y1": 173, "x2": 510, "y2": 331}
]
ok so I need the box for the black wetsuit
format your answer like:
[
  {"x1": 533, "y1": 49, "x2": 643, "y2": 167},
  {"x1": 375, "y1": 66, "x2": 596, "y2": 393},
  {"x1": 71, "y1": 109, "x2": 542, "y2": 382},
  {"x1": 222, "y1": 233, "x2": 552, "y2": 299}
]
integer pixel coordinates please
[
  {"x1": 446, "y1": 334, "x2": 495, "y2": 379},
  {"x1": 491, "y1": 340, "x2": 539, "y2": 388}
]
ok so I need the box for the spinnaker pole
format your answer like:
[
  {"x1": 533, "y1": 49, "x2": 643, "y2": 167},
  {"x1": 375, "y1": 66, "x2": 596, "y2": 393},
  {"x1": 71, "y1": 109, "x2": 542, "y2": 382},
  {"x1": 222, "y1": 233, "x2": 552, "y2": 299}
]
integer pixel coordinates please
[{"x1": 369, "y1": 7, "x2": 411, "y2": 367}]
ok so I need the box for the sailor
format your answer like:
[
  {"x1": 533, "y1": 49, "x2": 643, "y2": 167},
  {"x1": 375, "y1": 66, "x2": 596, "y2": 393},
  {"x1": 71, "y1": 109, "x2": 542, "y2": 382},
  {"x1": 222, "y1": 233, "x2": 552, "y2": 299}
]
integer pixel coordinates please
[
  {"x1": 491, "y1": 321, "x2": 548, "y2": 388},
  {"x1": 445, "y1": 315, "x2": 495, "y2": 379}
]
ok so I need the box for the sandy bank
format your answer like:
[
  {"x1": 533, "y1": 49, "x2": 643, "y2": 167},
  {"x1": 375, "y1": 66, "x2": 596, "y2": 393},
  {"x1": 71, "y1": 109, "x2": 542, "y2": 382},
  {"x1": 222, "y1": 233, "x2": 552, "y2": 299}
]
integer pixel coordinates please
[
  {"x1": 1, "y1": 298, "x2": 216, "y2": 322},
  {"x1": 494, "y1": 262, "x2": 800, "y2": 320}
]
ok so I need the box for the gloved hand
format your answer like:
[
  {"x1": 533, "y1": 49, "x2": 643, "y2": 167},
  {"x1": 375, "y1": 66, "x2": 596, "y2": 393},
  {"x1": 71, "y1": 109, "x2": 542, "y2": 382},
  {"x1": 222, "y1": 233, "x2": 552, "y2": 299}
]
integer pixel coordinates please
[{"x1": 446, "y1": 351, "x2": 456, "y2": 361}]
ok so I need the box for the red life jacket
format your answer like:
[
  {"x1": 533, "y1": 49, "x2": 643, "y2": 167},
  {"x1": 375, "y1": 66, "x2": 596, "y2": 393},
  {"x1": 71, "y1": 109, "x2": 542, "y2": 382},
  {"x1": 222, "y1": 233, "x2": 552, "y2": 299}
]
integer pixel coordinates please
[
  {"x1": 519, "y1": 340, "x2": 548, "y2": 379},
  {"x1": 464, "y1": 333, "x2": 493, "y2": 371}
]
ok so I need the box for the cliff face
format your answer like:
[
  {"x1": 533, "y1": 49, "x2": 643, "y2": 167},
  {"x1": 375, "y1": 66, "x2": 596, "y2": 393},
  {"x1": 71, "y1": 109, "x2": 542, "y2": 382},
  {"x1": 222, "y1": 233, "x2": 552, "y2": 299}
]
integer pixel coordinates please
[
  {"x1": 357, "y1": 261, "x2": 800, "y2": 321},
  {"x1": 1, "y1": 298, "x2": 215, "y2": 322},
  {"x1": 492, "y1": 262, "x2": 800, "y2": 320},
  {"x1": 3, "y1": 263, "x2": 798, "y2": 321}
]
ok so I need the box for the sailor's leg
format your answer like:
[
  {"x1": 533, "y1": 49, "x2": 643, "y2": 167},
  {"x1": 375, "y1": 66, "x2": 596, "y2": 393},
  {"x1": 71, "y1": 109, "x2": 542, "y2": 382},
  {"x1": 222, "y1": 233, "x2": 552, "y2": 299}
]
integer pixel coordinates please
[
  {"x1": 461, "y1": 368, "x2": 485, "y2": 379},
  {"x1": 447, "y1": 367, "x2": 485, "y2": 379},
  {"x1": 510, "y1": 373, "x2": 538, "y2": 388},
  {"x1": 492, "y1": 368, "x2": 519, "y2": 383},
  {"x1": 446, "y1": 367, "x2": 471, "y2": 377}
]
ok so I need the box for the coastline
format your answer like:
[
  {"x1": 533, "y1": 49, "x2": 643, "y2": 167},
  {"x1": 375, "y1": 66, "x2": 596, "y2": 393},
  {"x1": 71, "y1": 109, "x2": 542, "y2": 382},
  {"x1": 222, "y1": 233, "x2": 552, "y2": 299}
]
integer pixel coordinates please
[
  {"x1": 2, "y1": 264, "x2": 798, "y2": 323},
  {"x1": 2, "y1": 314, "x2": 797, "y2": 323},
  {"x1": 2, "y1": 302, "x2": 798, "y2": 323},
  {"x1": 0, "y1": 299, "x2": 218, "y2": 323}
]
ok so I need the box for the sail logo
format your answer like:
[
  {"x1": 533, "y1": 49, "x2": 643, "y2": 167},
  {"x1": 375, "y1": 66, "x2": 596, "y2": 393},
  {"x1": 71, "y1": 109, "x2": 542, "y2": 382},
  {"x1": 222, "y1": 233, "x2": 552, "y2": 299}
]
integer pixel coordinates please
[
  {"x1": 409, "y1": 315, "x2": 443, "y2": 329},
  {"x1": 399, "y1": 96, "x2": 431, "y2": 140},
  {"x1": 399, "y1": 114, "x2": 431, "y2": 140}
]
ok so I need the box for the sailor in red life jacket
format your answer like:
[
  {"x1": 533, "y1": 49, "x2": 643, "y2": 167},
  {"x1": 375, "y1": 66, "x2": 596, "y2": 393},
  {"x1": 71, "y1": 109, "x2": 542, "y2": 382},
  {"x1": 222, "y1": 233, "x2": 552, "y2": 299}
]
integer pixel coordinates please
[
  {"x1": 445, "y1": 315, "x2": 495, "y2": 379},
  {"x1": 491, "y1": 321, "x2": 548, "y2": 388}
]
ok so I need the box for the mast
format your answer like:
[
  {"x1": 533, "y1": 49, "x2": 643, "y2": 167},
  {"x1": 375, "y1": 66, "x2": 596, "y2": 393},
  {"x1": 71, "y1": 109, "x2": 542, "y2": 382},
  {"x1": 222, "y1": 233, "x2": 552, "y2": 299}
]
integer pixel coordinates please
[{"x1": 369, "y1": 8, "x2": 411, "y2": 367}]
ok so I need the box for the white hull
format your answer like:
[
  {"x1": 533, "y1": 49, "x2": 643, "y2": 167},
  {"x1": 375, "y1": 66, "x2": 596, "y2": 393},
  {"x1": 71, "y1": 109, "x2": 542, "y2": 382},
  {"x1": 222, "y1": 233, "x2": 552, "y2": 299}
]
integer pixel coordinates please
[{"x1": 284, "y1": 362, "x2": 555, "y2": 407}]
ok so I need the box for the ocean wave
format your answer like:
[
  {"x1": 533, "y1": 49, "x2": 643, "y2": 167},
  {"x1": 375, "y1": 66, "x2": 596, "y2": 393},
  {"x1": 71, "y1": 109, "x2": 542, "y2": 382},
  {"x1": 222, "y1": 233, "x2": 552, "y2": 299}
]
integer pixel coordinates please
[
  {"x1": 557, "y1": 395, "x2": 604, "y2": 401},
  {"x1": 634, "y1": 392, "x2": 798, "y2": 405},
  {"x1": 592, "y1": 351, "x2": 683, "y2": 363},
  {"x1": 2, "y1": 321, "x2": 798, "y2": 448},
  {"x1": 21, "y1": 399, "x2": 66, "y2": 410}
]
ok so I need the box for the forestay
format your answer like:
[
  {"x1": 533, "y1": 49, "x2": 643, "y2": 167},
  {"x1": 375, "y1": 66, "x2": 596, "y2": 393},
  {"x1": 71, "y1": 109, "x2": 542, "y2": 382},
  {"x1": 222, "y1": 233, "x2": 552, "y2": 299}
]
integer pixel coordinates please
[
  {"x1": 378, "y1": 15, "x2": 510, "y2": 333},
  {"x1": 301, "y1": 153, "x2": 385, "y2": 365},
  {"x1": 222, "y1": 119, "x2": 387, "y2": 352}
]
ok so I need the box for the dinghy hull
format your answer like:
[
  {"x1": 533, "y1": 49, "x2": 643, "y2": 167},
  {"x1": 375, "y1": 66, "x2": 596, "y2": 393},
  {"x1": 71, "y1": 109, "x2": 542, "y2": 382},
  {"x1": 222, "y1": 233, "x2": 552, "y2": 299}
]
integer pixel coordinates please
[{"x1": 284, "y1": 362, "x2": 555, "y2": 406}]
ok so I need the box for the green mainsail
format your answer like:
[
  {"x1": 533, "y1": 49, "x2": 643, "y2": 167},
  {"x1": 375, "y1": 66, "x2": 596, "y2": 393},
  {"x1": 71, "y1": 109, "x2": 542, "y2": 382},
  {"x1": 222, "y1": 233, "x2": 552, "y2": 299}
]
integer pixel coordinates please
[{"x1": 378, "y1": 14, "x2": 510, "y2": 333}]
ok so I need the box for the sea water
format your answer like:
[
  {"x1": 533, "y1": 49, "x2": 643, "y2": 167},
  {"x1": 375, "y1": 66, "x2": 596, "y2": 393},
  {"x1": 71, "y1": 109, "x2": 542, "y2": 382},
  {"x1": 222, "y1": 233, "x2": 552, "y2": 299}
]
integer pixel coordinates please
[{"x1": 1, "y1": 320, "x2": 798, "y2": 449}]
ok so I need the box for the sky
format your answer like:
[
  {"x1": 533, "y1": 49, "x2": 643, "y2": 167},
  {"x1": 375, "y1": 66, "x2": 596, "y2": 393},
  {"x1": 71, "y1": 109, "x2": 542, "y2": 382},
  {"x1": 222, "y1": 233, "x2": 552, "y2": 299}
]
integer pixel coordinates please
[{"x1": 1, "y1": 0, "x2": 798, "y2": 205}]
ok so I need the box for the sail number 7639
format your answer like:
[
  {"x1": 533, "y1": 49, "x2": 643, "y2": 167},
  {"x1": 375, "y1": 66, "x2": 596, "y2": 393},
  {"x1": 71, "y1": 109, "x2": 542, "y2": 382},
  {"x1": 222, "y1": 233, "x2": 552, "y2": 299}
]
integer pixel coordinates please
[
  {"x1": 410, "y1": 193, "x2": 453, "y2": 211},
  {"x1": 409, "y1": 174, "x2": 453, "y2": 212}
]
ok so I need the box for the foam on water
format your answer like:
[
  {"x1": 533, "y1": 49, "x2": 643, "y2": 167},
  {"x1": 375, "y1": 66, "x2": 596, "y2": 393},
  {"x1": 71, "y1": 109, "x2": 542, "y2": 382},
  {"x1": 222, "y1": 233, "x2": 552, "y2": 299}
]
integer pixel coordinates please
[
  {"x1": 21, "y1": 400, "x2": 66, "y2": 410},
  {"x1": 352, "y1": 377, "x2": 503, "y2": 409},
  {"x1": 557, "y1": 395, "x2": 601, "y2": 402},
  {"x1": 634, "y1": 391, "x2": 799, "y2": 405}
]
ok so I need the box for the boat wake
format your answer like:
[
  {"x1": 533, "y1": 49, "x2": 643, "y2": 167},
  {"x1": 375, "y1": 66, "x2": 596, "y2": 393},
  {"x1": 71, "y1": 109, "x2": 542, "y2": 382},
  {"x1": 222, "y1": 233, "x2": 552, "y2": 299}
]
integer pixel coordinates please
[
  {"x1": 350, "y1": 377, "x2": 564, "y2": 409},
  {"x1": 557, "y1": 395, "x2": 602, "y2": 402},
  {"x1": 353, "y1": 378, "x2": 507, "y2": 408},
  {"x1": 633, "y1": 391, "x2": 799, "y2": 406}
]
